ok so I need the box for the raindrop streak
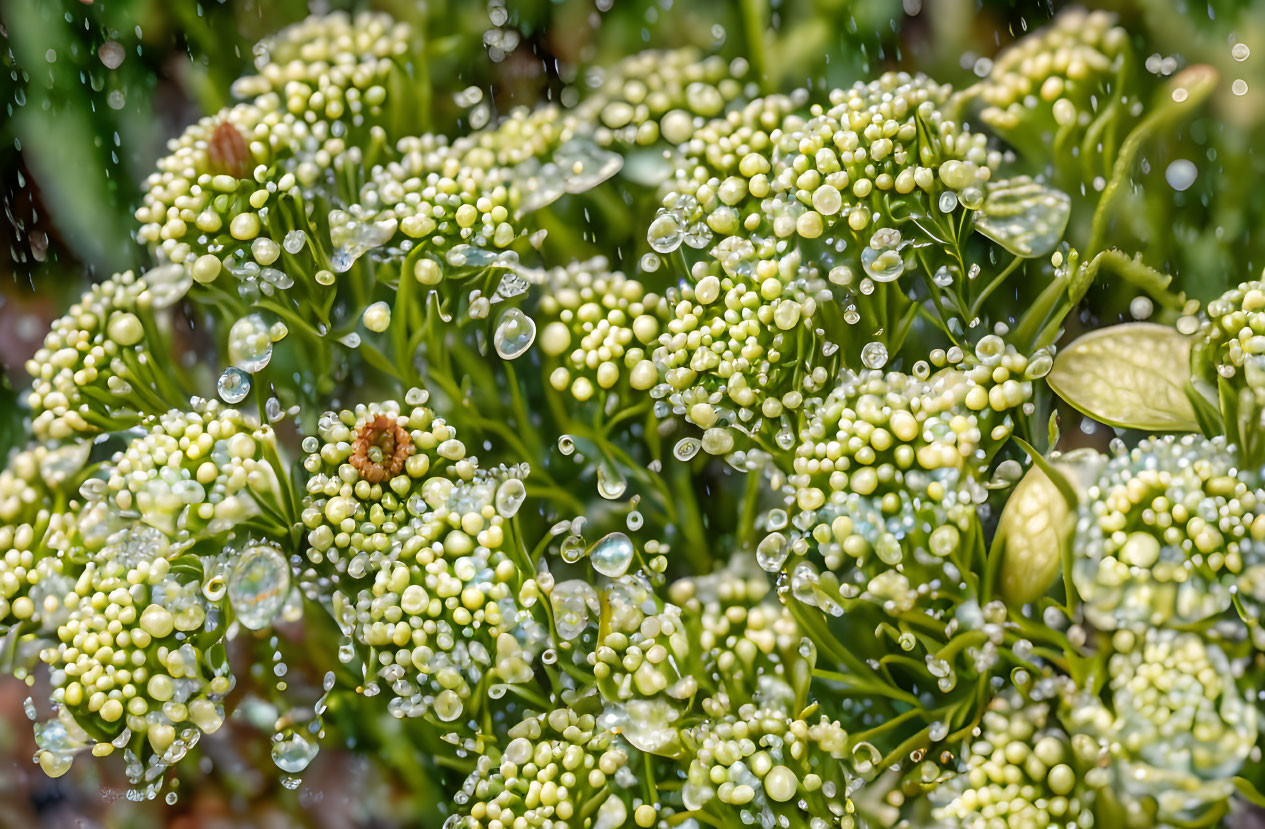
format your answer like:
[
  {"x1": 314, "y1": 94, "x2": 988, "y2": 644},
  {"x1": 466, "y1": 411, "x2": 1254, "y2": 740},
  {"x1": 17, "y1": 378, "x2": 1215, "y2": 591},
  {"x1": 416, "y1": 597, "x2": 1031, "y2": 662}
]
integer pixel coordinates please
[
  {"x1": 590, "y1": 532, "x2": 635, "y2": 578},
  {"x1": 493, "y1": 308, "x2": 537, "y2": 359}
]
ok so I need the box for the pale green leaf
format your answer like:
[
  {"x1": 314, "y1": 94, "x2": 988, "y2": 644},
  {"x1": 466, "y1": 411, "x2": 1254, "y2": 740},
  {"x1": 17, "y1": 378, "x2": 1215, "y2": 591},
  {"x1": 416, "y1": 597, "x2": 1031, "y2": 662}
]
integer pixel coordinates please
[
  {"x1": 975, "y1": 176, "x2": 1071, "y2": 258},
  {"x1": 1047, "y1": 323, "x2": 1199, "y2": 431}
]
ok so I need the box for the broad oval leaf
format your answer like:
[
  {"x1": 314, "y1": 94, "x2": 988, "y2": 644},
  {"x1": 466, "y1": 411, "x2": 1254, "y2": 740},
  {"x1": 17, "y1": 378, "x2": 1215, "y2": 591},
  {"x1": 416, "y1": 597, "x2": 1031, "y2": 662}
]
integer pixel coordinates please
[
  {"x1": 975, "y1": 176, "x2": 1071, "y2": 258},
  {"x1": 999, "y1": 449, "x2": 1104, "y2": 605},
  {"x1": 1047, "y1": 323, "x2": 1200, "y2": 431}
]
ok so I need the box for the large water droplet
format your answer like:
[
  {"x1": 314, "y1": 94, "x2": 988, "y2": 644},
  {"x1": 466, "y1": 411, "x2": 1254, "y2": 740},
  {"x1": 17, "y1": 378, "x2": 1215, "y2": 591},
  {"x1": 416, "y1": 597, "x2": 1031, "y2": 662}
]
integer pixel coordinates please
[
  {"x1": 228, "y1": 544, "x2": 291, "y2": 630},
  {"x1": 217, "y1": 367, "x2": 251, "y2": 404},
  {"x1": 494, "y1": 308, "x2": 537, "y2": 359},
  {"x1": 228, "y1": 313, "x2": 274, "y2": 372},
  {"x1": 596, "y1": 463, "x2": 627, "y2": 500},
  {"x1": 861, "y1": 341, "x2": 888, "y2": 369},
  {"x1": 271, "y1": 729, "x2": 318, "y2": 773},
  {"x1": 495, "y1": 479, "x2": 527, "y2": 517},
  {"x1": 590, "y1": 532, "x2": 635, "y2": 577},
  {"x1": 860, "y1": 228, "x2": 905, "y2": 282},
  {"x1": 647, "y1": 212, "x2": 683, "y2": 254}
]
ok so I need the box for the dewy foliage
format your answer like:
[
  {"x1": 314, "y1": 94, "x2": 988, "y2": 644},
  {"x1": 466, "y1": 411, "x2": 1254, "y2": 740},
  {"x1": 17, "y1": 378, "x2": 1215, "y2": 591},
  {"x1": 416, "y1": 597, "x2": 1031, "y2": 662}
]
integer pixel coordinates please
[{"x1": 6, "y1": 7, "x2": 1265, "y2": 829}]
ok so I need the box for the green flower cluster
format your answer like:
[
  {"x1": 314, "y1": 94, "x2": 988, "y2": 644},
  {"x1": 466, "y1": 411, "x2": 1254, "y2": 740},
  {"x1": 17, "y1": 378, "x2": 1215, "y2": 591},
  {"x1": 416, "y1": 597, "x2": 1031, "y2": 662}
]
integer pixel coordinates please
[
  {"x1": 933, "y1": 694, "x2": 1102, "y2": 829},
  {"x1": 5, "y1": 6, "x2": 1262, "y2": 827},
  {"x1": 961, "y1": 9, "x2": 1130, "y2": 138},
  {"x1": 1071, "y1": 434, "x2": 1265, "y2": 630}
]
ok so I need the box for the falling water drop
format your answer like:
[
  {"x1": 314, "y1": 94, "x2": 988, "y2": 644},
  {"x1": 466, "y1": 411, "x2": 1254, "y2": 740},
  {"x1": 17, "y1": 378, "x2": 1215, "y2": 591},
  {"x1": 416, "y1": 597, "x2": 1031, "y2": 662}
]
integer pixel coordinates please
[{"x1": 271, "y1": 729, "x2": 319, "y2": 773}]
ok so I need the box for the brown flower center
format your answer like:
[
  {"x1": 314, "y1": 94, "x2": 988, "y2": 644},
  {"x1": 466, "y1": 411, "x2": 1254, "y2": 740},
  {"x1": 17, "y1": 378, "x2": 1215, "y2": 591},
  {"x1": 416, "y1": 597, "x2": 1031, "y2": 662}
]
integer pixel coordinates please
[
  {"x1": 350, "y1": 416, "x2": 414, "y2": 483},
  {"x1": 207, "y1": 121, "x2": 252, "y2": 180}
]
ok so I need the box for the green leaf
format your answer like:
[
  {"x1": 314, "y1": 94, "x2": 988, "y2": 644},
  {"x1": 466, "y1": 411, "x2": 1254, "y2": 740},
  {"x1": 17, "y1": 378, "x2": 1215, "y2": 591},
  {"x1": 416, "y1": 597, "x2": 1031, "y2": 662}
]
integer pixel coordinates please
[
  {"x1": 1047, "y1": 323, "x2": 1200, "y2": 431},
  {"x1": 975, "y1": 176, "x2": 1071, "y2": 258},
  {"x1": 1235, "y1": 776, "x2": 1265, "y2": 809}
]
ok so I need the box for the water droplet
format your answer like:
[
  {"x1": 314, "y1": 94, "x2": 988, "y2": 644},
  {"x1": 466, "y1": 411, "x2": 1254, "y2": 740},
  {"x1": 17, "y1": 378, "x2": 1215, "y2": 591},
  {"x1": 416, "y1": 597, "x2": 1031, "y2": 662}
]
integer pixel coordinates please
[
  {"x1": 494, "y1": 308, "x2": 537, "y2": 359},
  {"x1": 217, "y1": 367, "x2": 251, "y2": 404},
  {"x1": 228, "y1": 544, "x2": 291, "y2": 630},
  {"x1": 98, "y1": 41, "x2": 125, "y2": 69},
  {"x1": 283, "y1": 230, "x2": 307, "y2": 254},
  {"x1": 495, "y1": 479, "x2": 526, "y2": 517},
  {"x1": 1233, "y1": 42, "x2": 1251, "y2": 61},
  {"x1": 271, "y1": 729, "x2": 318, "y2": 773},
  {"x1": 647, "y1": 211, "x2": 683, "y2": 254},
  {"x1": 861, "y1": 341, "x2": 888, "y2": 369},
  {"x1": 143, "y1": 263, "x2": 193, "y2": 309},
  {"x1": 558, "y1": 435, "x2": 576, "y2": 456},
  {"x1": 165, "y1": 791, "x2": 178, "y2": 805},
  {"x1": 860, "y1": 228, "x2": 905, "y2": 282},
  {"x1": 596, "y1": 463, "x2": 627, "y2": 500},
  {"x1": 640, "y1": 253, "x2": 661, "y2": 272},
  {"x1": 937, "y1": 191, "x2": 958, "y2": 213},
  {"x1": 590, "y1": 532, "x2": 635, "y2": 577},
  {"x1": 757, "y1": 532, "x2": 790, "y2": 571},
  {"x1": 626, "y1": 510, "x2": 643, "y2": 531},
  {"x1": 1165, "y1": 159, "x2": 1197, "y2": 192},
  {"x1": 932, "y1": 265, "x2": 956, "y2": 288},
  {"x1": 228, "y1": 313, "x2": 274, "y2": 372},
  {"x1": 673, "y1": 437, "x2": 702, "y2": 461},
  {"x1": 1129, "y1": 296, "x2": 1154, "y2": 320}
]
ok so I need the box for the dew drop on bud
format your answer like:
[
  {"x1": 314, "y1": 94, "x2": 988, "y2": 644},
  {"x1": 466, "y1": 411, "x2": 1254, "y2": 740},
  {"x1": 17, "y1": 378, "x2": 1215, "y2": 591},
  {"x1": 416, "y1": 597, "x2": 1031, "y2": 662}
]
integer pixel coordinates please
[
  {"x1": 673, "y1": 437, "x2": 702, "y2": 461},
  {"x1": 647, "y1": 211, "x2": 683, "y2": 254}
]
